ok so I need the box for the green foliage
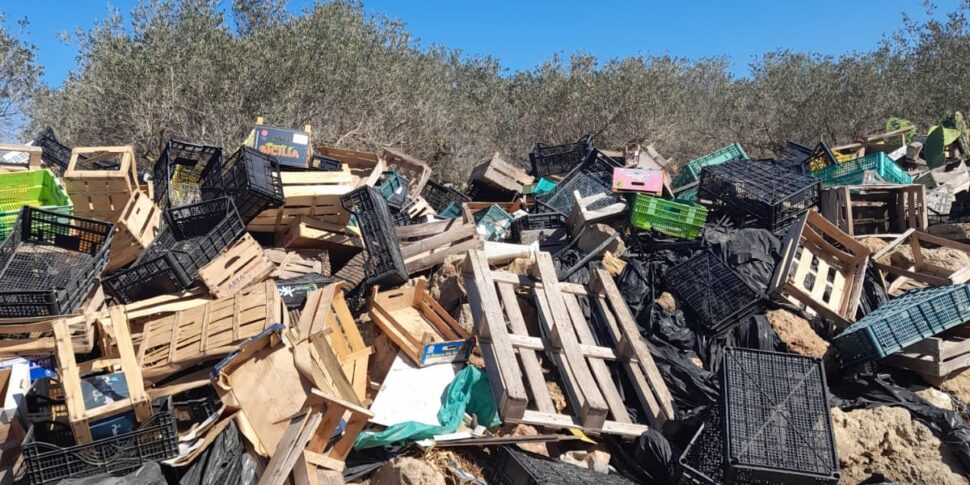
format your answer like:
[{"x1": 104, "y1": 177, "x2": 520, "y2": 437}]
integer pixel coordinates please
[
  {"x1": 0, "y1": 13, "x2": 41, "y2": 135},
  {"x1": 22, "y1": 0, "x2": 970, "y2": 180}
]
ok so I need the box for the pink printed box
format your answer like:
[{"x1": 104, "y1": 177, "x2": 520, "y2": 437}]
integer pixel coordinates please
[{"x1": 612, "y1": 167, "x2": 669, "y2": 195}]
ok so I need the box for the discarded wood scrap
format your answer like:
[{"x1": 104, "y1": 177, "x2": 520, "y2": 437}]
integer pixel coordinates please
[
  {"x1": 395, "y1": 218, "x2": 482, "y2": 274},
  {"x1": 884, "y1": 324, "x2": 970, "y2": 382},
  {"x1": 463, "y1": 248, "x2": 674, "y2": 437},
  {"x1": 872, "y1": 229, "x2": 970, "y2": 296},
  {"x1": 819, "y1": 183, "x2": 926, "y2": 236}
]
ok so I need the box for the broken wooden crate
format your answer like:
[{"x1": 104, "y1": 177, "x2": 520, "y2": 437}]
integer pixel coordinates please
[
  {"x1": 884, "y1": 324, "x2": 970, "y2": 381},
  {"x1": 106, "y1": 189, "x2": 162, "y2": 272},
  {"x1": 381, "y1": 147, "x2": 432, "y2": 198},
  {"x1": 819, "y1": 184, "x2": 926, "y2": 236},
  {"x1": 872, "y1": 229, "x2": 970, "y2": 296},
  {"x1": 369, "y1": 278, "x2": 472, "y2": 366},
  {"x1": 248, "y1": 170, "x2": 355, "y2": 233},
  {"x1": 469, "y1": 152, "x2": 534, "y2": 194},
  {"x1": 769, "y1": 211, "x2": 870, "y2": 328},
  {"x1": 0, "y1": 284, "x2": 104, "y2": 357},
  {"x1": 313, "y1": 144, "x2": 386, "y2": 188},
  {"x1": 63, "y1": 146, "x2": 140, "y2": 221},
  {"x1": 279, "y1": 215, "x2": 362, "y2": 254},
  {"x1": 463, "y1": 249, "x2": 674, "y2": 437},
  {"x1": 265, "y1": 248, "x2": 331, "y2": 279},
  {"x1": 396, "y1": 218, "x2": 482, "y2": 275},
  {"x1": 198, "y1": 233, "x2": 274, "y2": 298},
  {"x1": 0, "y1": 143, "x2": 42, "y2": 173}
]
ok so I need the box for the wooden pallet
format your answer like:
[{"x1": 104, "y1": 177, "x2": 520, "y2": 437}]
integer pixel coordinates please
[
  {"x1": 469, "y1": 152, "x2": 533, "y2": 193},
  {"x1": 106, "y1": 190, "x2": 162, "y2": 272},
  {"x1": 369, "y1": 278, "x2": 471, "y2": 367},
  {"x1": 292, "y1": 283, "x2": 371, "y2": 402},
  {"x1": 280, "y1": 215, "x2": 362, "y2": 251},
  {"x1": 64, "y1": 146, "x2": 140, "y2": 221},
  {"x1": 819, "y1": 184, "x2": 926, "y2": 236},
  {"x1": 463, "y1": 249, "x2": 674, "y2": 437},
  {"x1": 884, "y1": 325, "x2": 970, "y2": 380},
  {"x1": 381, "y1": 147, "x2": 432, "y2": 198},
  {"x1": 0, "y1": 285, "x2": 104, "y2": 356},
  {"x1": 53, "y1": 306, "x2": 152, "y2": 444},
  {"x1": 0, "y1": 143, "x2": 41, "y2": 173},
  {"x1": 248, "y1": 171, "x2": 355, "y2": 233},
  {"x1": 313, "y1": 144, "x2": 386, "y2": 188},
  {"x1": 129, "y1": 280, "x2": 285, "y2": 384},
  {"x1": 872, "y1": 229, "x2": 970, "y2": 297},
  {"x1": 199, "y1": 233, "x2": 274, "y2": 298},
  {"x1": 395, "y1": 218, "x2": 482, "y2": 274},
  {"x1": 769, "y1": 211, "x2": 869, "y2": 328}
]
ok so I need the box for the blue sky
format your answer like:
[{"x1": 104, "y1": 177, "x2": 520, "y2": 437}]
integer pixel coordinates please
[{"x1": 0, "y1": 0, "x2": 962, "y2": 87}]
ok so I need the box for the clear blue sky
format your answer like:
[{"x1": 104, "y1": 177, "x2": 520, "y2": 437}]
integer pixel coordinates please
[{"x1": 0, "y1": 0, "x2": 962, "y2": 87}]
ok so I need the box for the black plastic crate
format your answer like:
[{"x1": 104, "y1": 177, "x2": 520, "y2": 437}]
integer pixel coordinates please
[
  {"x1": 23, "y1": 396, "x2": 178, "y2": 485},
  {"x1": 201, "y1": 146, "x2": 284, "y2": 225},
  {"x1": 103, "y1": 197, "x2": 244, "y2": 304},
  {"x1": 311, "y1": 154, "x2": 343, "y2": 172},
  {"x1": 276, "y1": 273, "x2": 335, "y2": 309},
  {"x1": 172, "y1": 385, "x2": 222, "y2": 426},
  {"x1": 679, "y1": 408, "x2": 725, "y2": 485},
  {"x1": 663, "y1": 251, "x2": 765, "y2": 334},
  {"x1": 31, "y1": 128, "x2": 77, "y2": 175},
  {"x1": 0, "y1": 207, "x2": 112, "y2": 318},
  {"x1": 152, "y1": 140, "x2": 222, "y2": 210},
  {"x1": 465, "y1": 180, "x2": 518, "y2": 202},
  {"x1": 511, "y1": 212, "x2": 567, "y2": 241},
  {"x1": 721, "y1": 348, "x2": 839, "y2": 484},
  {"x1": 535, "y1": 154, "x2": 620, "y2": 216},
  {"x1": 488, "y1": 446, "x2": 636, "y2": 485},
  {"x1": 698, "y1": 159, "x2": 819, "y2": 234},
  {"x1": 422, "y1": 180, "x2": 469, "y2": 213},
  {"x1": 341, "y1": 187, "x2": 407, "y2": 289},
  {"x1": 529, "y1": 134, "x2": 594, "y2": 178}
]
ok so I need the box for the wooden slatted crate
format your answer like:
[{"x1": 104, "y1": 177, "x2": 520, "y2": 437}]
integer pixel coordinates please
[
  {"x1": 106, "y1": 190, "x2": 162, "y2": 272},
  {"x1": 819, "y1": 184, "x2": 926, "y2": 236},
  {"x1": 313, "y1": 144, "x2": 386, "y2": 188},
  {"x1": 381, "y1": 147, "x2": 432, "y2": 198},
  {"x1": 872, "y1": 229, "x2": 970, "y2": 297},
  {"x1": 0, "y1": 143, "x2": 42, "y2": 173},
  {"x1": 396, "y1": 218, "x2": 481, "y2": 275},
  {"x1": 64, "y1": 146, "x2": 140, "y2": 221},
  {"x1": 0, "y1": 284, "x2": 104, "y2": 356},
  {"x1": 469, "y1": 152, "x2": 534, "y2": 193},
  {"x1": 885, "y1": 325, "x2": 970, "y2": 380},
  {"x1": 248, "y1": 171, "x2": 355, "y2": 233},
  {"x1": 198, "y1": 233, "x2": 274, "y2": 298}
]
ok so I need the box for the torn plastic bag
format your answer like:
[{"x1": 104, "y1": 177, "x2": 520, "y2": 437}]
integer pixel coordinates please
[
  {"x1": 606, "y1": 429, "x2": 678, "y2": 484},
  {"x1": 831, "y1": 368, "x2": 970, "y2": 474},
  {"x1": 696, "y1": 314, "x2": 785, "y2": 374},
  {"x1": 163, "y1": 421, "x2": 253, "y2": 485},
  {"x1": 645, "y1": 335, "x2": 719, "y2": 411},
  {"x1": 353, "y1": 365, "x2": 501, "y2": 450}
]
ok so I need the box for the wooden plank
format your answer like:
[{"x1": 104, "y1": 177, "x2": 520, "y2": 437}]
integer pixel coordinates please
[{"x1": 497, "y1": 283, "x2": 555, "y2": 414}]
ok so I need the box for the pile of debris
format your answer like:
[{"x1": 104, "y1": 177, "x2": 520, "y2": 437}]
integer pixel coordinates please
[{"x1": 0, "y1": 115, "x2": 970, "y2": 484}]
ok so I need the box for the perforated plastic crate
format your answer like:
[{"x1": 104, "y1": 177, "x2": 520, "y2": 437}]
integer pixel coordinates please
[
  {"x1": 720, "y1": 348, "x2": 839, "y2": 484},
  {"x1": 511, "y1": 212, "x2": 567, "y2": 246},
  {"x1": 535, "y1": 156, "x2": 619, "y2": 215},
  {"x1": 630, "y1": 194, "x2": 707, "y2": 239},
  {"x1": 376, "y1": 171, "x2": 410, "y2": 210},
  {"x1": 474, "y1": 204, "x2": 514, "y2": 241},
  {"x1": 522, "y1": 177, "x2": 556, "y2": 196},
  {"x1": 0, "y1": 207, "x2": 112, "y2": 318},
  {"x1": 529, "y1": 134, "x2": 593, "y2": 178},
  {"x1": 31, "y1": 128, "x2": 74, "y2": 175},
  {"x1": 311, "y1": 154, "x2": 343, "y2": 172},
  {"x1": 0, "y1": 169, "x2": 73, "y2": 241},
  {"x1": 421, "y1": 180, "x2": 469, "y2": 213},
  {"x1": 201, "y1": 146, "x2": 284, "y2": 225},
  {"x1": 664, "y1": 251, "x2": 765, "y2": 333},
  {"x1": 103, "y1": 197, "x2": 244, "y2": 304},
  {"x1": 488, "y1": 446, "x2": 636, "y2": 485},
  {"x1": 698, "y1": 159, "x2": 819, "y2": 234},
  {"x1": 341, "y1": 187, "x2": 407, "y2": 289},
  {"x1": 679, "y1": 408, "x2": 724, "y2": 485},
  {"x1": 23, "y1": 397, "x2": 178, "y2": 485},
  {"x1": 438, "y1": 201, "x2": 461, "y2": 219},
  {"x1": 833, "y1": 284, "x2": 970, "y2": 364},
  {"x1": 673, "y1": 143, "x2": 748, "y2": 188},
  {"x1": 810, "y1": 152, "x2": 912, "y2": 188},
  {"x1": 152, "y1": 139, "x2": 222, "y2": 209}
]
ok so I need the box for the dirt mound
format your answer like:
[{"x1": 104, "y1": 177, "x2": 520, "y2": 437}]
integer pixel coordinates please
[
  {"x1": 858, "y1": 237, "x2": 888, "y2": 255},
  {"x1": 832, "y1": 407, "x2": 967, "y2": 484},
  {"x1": 888, "y1": 244, "x2": 970, "y2": 272},
  {"x1": 766, "y1": 309, "x2": 829, "y2": 358}
]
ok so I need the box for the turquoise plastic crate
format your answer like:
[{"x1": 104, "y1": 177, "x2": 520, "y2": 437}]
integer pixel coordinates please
[
  {"x1": 673, "y1": 143, "x2": 747, "y2": 188},
  {"x1": 474, "y1": 204, "x2": 513, "y2": 241},
  {"x1": 629, "y1": 194, "x2": 708, "y2": 239},
  {"x1": 438, "y1": 201, "x2": 461, "y2": 219},
  {"x1": 673, "y1": 187, "x2": 698, "y2": 203},
  {"x1": 833, "y1": 284, "x2": 970, "y2": 365},
  {"x1": 809, "y1": 152, "x2": 912, "y2": 188},
  {"x1": 523, "y1": 177, "x2": 556, "y2": 196}
]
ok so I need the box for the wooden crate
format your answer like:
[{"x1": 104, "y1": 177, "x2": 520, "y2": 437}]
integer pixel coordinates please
[
  {"x1": 127, "y1": 281, "x2": 284, "y2": 384},
  {"x1": 396, "y1": 219, "x2": 481, "y2": 274},
  {"x1": 381, "y1": 147, "x2": 432, "y2": 198},
  {"x1": 461, "y1": 200, "x2": 524, "y2": 224},
  {"x1": 248, "y1": 171, "x2": 355, "y2": 233},
  {"x1": 64, "y1": 146, "x2": 140, "y2": 221},
  {"x1": 469, "y1": 152, "x2": 533, "y2": 193},
  {"x1": 265, "y1": 248, "x2": 331, "y2": 278},
  {"x1": 313, "y1": 144, "x2": 386, "y2": 188},
  {"x1": 198, "y1": 233, "x2": 274, "y2": 298},
  {"x1": 280, "y1": 215, "x2": 362, "y2": 251},
  {"x1": 463, "y1": 249, "x2": 674, "y2": 436},
  {"x1": 0, "y1": 143, "x2": 41, "y2": 173},
  {"x1": 106, "y1": 190, "x2": 162, "y2": 272},
  {"x1": 872, "y1": 229, "x2": 970, "y2": 296},
  {"x1": 369, "y1": 279, "x2": 471, "y2": 367},
  {"x1": 290, "y1": 283, "x2": 371, "y2": 403},
  {"x1": 0, "y1": 285, "x2": 104, "y2": 356},
  {"x1": 769, "y1": 211, "x2": 870, "y2": 328},
  {"x1": 53, "y1": 306, "x2": 151, "y2": 444},
  {"x1": 884, "y1": 325, "x2": 970, "y2": 379},
  {"x1": 819, "y1": 184, "x2": 926, "y2": 236},
  {"x1": 213, "y1": 326, "x2": 370, "y2": 473}
]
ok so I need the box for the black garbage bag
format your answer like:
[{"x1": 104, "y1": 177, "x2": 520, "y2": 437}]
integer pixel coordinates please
[
  {"x1": 606, "y1": 429, "x2": 678, "y2": 484},
  {"x1": 58, "y1": 462, "x2": 167, "y2": 484},
  {"x1": 856, "y1": 262, "x2": 890, "y2": 320},
  {"x1": 704, "y1": 227, "x2": 781, "y2": 293},
  {"x1": 647, "y1": 337, "x2": 719, "y2": 411},
  {"x1": 831, "y1": 368, "x2": 970, "y2": 475}
]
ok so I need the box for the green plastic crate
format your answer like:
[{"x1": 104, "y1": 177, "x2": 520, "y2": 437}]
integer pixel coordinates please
[
  {"x1": 673, "y1": 143, "x2": 747, "y2": 188},
  {"x1": 438, "y1": 201, "x2": 461, "y2": 219},
  {"x1": 522, "y1": 177, "x2": 556, "y2": 196},
  {"x1": 474, "y1": 204, "x2": 513, "y2": 241},
  {"x1": 809, "y1": 152, "x2": 912, "y2": 189},
  {"x1": 630, "y1": 194, "x2": 707, "y2": 239},
  {"x1": 0, "y1": 169, "x2": 73, "y2": 240}
]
